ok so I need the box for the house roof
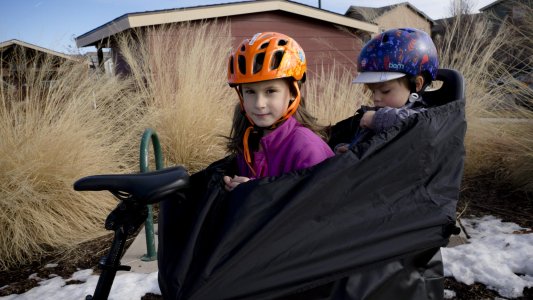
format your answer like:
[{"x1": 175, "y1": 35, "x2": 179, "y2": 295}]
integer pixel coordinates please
[
  {"x1": 431, "y1": 13, "x2": 483, "y2": 34},
  {"x1": 346, "y1": 2, "x2": 434, "y2": 25},
  {"x1": 479, "y1": 0, "x2": 507, "y2": 11},
  {"x1": 0, "y1": 39, "x2": 74, "y2": 60},
  {"x1": 75, "y1": 0, "x2": 378, "y2": 48}
]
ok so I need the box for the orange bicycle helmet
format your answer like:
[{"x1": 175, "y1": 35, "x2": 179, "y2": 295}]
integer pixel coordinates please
[{"x1": 228, "y1": 32, "x2": 306, "y2": 85}]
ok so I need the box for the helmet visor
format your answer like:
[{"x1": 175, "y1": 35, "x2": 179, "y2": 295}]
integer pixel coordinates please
[{"x1": 353, "y1": 72, "x2": 406, "y2": 83}]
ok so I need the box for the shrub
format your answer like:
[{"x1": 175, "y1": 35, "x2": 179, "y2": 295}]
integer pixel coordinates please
[
  {"x1": 117, "y1": 21, "x2": 234, "y2": 173},
  {"x1": 0, "y1": 50, "x2": 144, "y2": 270},
  {"x1": 304, "y1": 63, "x2": 369, "y2": 127},
  {"x1": 436, "y1": 11, "x2": 532, "y2": 192}
]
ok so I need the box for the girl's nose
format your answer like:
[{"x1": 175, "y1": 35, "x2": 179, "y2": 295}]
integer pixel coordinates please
[{"x1": 255, "y1": 94, "x2": 267, "y2": 108}]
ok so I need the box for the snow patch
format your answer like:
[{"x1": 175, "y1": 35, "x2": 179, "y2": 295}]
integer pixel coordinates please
[{"x1": 442, "y1": 215, "x2": 533, "y2": 298}]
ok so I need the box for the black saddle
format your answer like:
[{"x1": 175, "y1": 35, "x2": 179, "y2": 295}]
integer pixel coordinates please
[{"x1": 74, "y1": 166, "x2": 189, "y2": 205}]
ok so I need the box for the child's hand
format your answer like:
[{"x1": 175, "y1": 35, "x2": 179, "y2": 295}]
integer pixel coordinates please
[
  {"x1": 223, "y1": 175, "x2": 251, "y2": 191},
  {"x1": 360, "y1": 111, "x2": 375, "y2": 129},
  {"x1": 334, "y1": 143, "x2": 350, "y2": 154}
]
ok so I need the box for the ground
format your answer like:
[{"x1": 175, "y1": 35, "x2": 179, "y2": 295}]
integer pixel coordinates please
[{"x1": 0, "y1": 179, "x2": 531, "y2": 300}]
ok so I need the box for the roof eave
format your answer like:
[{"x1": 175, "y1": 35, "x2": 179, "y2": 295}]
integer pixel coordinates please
[
  {"x1": 401, "y1": 2, "x2": 435, "y2": 24},
  {"x1": 76, "y1": 0, "x2": 378, "y2": 48},
  {"x1": 0, "y1": 39, "x2": 75, "y2": 60},
  {"x1": 345, "y1": 3, "x2": 435, "y2": 25},
  {"x1": 479, "y1": 0, "x2": 505, "y2": 11},
  {"x1": 75, "y1": 16, "x2": 132, "y2": 48}
]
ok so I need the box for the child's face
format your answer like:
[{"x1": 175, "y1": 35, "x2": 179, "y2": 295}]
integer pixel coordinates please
[
  {"x1": 241, "y1": 78, "x2": 292, "y2": 128},
  {"x1": 365, "y1": 78, "x2": 410, "y2": 108}
]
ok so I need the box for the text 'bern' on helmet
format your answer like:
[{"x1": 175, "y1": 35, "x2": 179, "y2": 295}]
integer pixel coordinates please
[
  {"x1": 228, "y1": 32, "x2": 306, "y2": 86},
  {"x1": 354, "y1": 28, "x2": 438, "y2": 84}
]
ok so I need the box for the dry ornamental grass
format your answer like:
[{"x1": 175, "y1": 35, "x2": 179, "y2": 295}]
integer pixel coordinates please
[
  {"x1": 117, "y1": 21, "x2": 234, "y2": 173},
  {"x1": 0, "y1": 50, "x2": 145, "y2": 270},
  {"x1": 0, "y1": 4, "x2": 531, "y2": 280},
  {"x1": 424, "y1": 3, "x2": 532, "y2": 194}
]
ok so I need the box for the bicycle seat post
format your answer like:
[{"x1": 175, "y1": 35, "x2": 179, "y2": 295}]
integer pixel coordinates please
[{"x1": 87, "y1": 195, "x2": 149, "y2": 299}]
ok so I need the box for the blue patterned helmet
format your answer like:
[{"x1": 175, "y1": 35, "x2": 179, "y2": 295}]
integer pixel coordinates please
[{"x1": 353, "y1": 28, "x2": 438, "y2": 83}]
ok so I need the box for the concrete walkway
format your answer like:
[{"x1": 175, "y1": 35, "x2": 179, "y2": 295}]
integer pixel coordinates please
[{"x1": 121, "y1": 225, "x2": 159, "y2": 274}]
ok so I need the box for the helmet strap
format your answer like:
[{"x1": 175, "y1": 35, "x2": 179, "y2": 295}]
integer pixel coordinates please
[
  {"x1": 405, "y1": 75, "x2": 432, "y2": 106},
  {"x1": 234, "y1": 86, "x2": 257, "y2": 176},
  {"x1": 242, "y1": 126, "x2": 257, "y2": 176},
  {"x1": 408, "y1": 75, "x2": 418, "y2": 94},
  {"x1": 408, "y1": 74, "x2": 432, "y2": 94},
  {"x1": 408, "y1": 93, "x2": 420, "y2": 103},
  {"x1": 283, "y1": 80, "x2": 301, "y2": 121},
  {"x1": 235, "y1": 80, "x2": 301, "y2": 176}
]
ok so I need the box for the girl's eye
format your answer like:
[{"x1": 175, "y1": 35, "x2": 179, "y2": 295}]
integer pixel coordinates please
[
  {"x1": 244, "y1": 90, "x2": 255, "y2": 95},
  {"x1": 266, "y1": 89, "x2": 277, "y2": 94},
  {"x1": 381, "y1": 89, "x2": 390, "y2": 94}
]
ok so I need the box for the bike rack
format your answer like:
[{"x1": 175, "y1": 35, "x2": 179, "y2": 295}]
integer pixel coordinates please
[{"x1": 139, "y1": 128, "x2": 163, "y2": 261}]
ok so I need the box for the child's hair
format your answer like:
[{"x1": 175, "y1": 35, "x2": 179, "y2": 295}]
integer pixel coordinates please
[
  {"x1": 226, "y1": 79, "x2": 327, "y2": 155},
  {"x1": 353, "y1": 28, "x2": 439, "y2": 94},
  {"x1": 225, "y1": 32, "x2": 326, "y2": 157}
]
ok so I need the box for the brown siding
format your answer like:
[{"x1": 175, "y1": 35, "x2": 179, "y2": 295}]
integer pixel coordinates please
[
  {"x1": 111, "y1": 11, "x2": 364, "y2": 78},
  {"x1": 228, "y1": 11, "x2": 362, "y2": 76}
]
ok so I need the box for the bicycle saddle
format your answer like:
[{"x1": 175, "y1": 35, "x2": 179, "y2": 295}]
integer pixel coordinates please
[{"x1": 74, "y1": 166, "x2": 189, "y2": 205}]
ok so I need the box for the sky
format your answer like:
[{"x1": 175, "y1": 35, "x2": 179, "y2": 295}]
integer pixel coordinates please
[
  {"x1": 1, "y1": 215, "x2": 532, "y2": 300},
  {"x1": 0, "y1": 0, "x2": 497, "y2": 54}
]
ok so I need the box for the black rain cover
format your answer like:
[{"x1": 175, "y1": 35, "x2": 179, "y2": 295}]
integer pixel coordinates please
[{"x1": 158, "y1": 72, "x2": 466, "y2": 300}]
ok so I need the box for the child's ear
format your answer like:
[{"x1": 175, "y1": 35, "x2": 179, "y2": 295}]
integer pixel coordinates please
[{"x1": 415, "y1": 76, "x2": 425, "y2": 92}]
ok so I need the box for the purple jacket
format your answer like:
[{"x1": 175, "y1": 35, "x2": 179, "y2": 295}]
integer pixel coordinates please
[{"x1": 237, "y1": 117, "x2": 334, "y2": 179}]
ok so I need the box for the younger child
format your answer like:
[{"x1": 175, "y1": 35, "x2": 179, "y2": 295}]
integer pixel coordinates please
[
  {"x1": 334, "y1": 28, "x2": 439, "y2": 153},
  {"x1": 224, "y1": 32, "x2": 334, "y2": 191}
]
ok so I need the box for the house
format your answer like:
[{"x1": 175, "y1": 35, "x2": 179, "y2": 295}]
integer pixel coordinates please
[
  {"x1": 430, "y1": 13, "x2": 484, "y2": 43},
  {"x1": 345, "y1": 2, "x2": 434, "y2": 37},
  {"x1": 480, "y1": 0, "x2": 532, "y2": 89},
  {"x1": 432, "y1": 0, "x2": 530, "y2": 38},
  {"x1": 75, "y1": 0, "x2": 378, "y2": 76},
  {"x1": 479, "y1": 0, "x2": 530, "y2": 28},
  {"x1": 0, "y1": 39, "x2": 75, "y2": 90}
]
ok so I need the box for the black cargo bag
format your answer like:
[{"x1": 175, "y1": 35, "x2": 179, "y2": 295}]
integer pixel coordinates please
[{"x1": 157, "y1": 69, "x2": 466, "y2": 300}]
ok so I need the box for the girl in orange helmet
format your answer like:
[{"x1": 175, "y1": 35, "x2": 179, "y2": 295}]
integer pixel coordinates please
[{"x1": 224, "y1": 32, "x2": 334, "y2": 191}]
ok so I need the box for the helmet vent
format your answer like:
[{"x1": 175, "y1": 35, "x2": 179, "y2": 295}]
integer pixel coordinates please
[
  {"x1": 278, "y1": 39, "x2": 287, "y2": 46},
  {"x1": 253, "y1": 52, "x2": 265, "y2": 74},
  {"x1": 270, "y1": 50, "x2": 284, "y2": 70},
  {"x1": 382, "y1": 34, "x2": 390, "y2": 43},
  {"x1": 260, "y1": 42, "x2": 269, "y2": 49},
  {"x1": 229, "y1": 56, "x2": 234, "y2": 75},
  {"x1": 241, "y1": 45, "x2": 246, "y2": 52},
  {"x1": 238, "y1": 55, "x2": 246, "y2": 75}
]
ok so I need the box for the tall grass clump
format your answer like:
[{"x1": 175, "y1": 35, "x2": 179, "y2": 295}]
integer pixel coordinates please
[
  {"x1": 0, "y1": 50, "x2": 144, "y2": 270},
  {"x1": 118, "y1": 22, "x2": 234, "y2": 173},
  {"x1": 436, "y1": 9, "x2": 533, "y2": 192},
  {"x1": 305, "y1": 63, "x2": 369, "y2": 127}
]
